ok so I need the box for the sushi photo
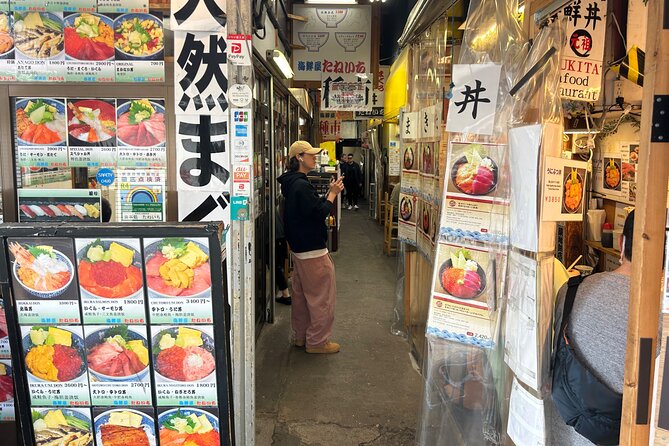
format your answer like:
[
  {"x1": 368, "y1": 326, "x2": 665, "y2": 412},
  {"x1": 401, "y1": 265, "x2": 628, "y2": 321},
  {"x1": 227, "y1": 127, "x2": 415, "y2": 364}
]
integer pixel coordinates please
[
  {"x1": 438, "y1": 248, "x2": 486, "y2": 300},
  {"x1": 94, "y1": 408, "x2": 156, "y2": 446},
  {"x1": 77, "y1": 239, "x2": 143, "y2": 300},
  {"x1": 86, "y1": 325, "x2": 149, "y2": 382},
  {"x1": 67, "y1": 99, "x2": 117, "y2": 146},
  {"x1": 33, "y1": 408, "x2": 93, "y2": 446},
  {"x1": 64, "y1": 13, "x2": 114, "y2": 61},
  {"x1": 0, "y1": 361, "x2": 13, "y2": 403},
  {"x1": 15, "y1": 98, "x2": 66, "y2": 146},
  {"x1": 450, "y1": 144, "x2": 498, "y2": 196},
  {"x1": 158, "y1": 408, "x2": 220, "y2": 446},
  {"x1": 152, "y1": 326, "x2": 216, "y2": 383},
  {"x1": 563, "y1": 170, "x2": 584, "y2": 213},
  {"x1": 144, "y1": 238, "x2": 211, "y2": 298},
  {"x1": 9, "y1": 242, "x2": 74, "y2": 298},
  {"x1": 116, "y1": 99, "x2": 166, "y2": 147},
  {"x1": 13, "y1": 12, "x2": 64, "y2": 60},
  {"x1": 23, "y1": 326, "x2": 86, "y2": 383},
  {"x1": 19, "y1": 201, "x2": 100, "y2": 222}
]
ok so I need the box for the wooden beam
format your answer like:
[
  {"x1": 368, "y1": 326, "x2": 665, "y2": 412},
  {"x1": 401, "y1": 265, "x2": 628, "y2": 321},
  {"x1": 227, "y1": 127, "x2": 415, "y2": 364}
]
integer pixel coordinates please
[
  {"x1": 621, "y1": 0, "x2": 669, "y2": 444},
  {"x1": 287, "y1": 13, "x2": 308, "y2": 22}
]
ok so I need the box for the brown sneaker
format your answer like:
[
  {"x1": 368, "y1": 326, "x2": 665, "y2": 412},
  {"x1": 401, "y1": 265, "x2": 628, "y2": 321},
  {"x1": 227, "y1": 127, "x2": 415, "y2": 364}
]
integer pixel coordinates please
[{"x1": 306, "y1": 342, "x2": 340, "y2": 354}]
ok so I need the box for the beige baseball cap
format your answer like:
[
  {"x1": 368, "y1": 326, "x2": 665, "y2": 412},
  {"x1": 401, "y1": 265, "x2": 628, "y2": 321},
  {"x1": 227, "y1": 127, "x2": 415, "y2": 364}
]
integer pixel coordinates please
[{"x1": 289, "y1": 141, "x2": 322, "y2": 158}]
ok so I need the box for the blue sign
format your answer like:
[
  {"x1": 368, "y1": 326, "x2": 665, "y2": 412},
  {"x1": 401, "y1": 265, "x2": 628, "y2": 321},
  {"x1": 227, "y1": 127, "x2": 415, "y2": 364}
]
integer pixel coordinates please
[
  {"x1": 235, "y1": 124, "x2": 249, "y2": 138},
  {"x1": 96, "y1": 168, "x2": 115, "y2": 186},
  {"x1": 231, "y1": 197, "x2": 249, "y2": 221}
]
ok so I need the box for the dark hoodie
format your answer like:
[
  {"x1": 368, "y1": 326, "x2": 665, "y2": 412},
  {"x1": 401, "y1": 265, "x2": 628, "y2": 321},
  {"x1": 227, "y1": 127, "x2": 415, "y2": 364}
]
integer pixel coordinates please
[{"x1": 277, "y1": 171, "x2": 333, "y2": 253}]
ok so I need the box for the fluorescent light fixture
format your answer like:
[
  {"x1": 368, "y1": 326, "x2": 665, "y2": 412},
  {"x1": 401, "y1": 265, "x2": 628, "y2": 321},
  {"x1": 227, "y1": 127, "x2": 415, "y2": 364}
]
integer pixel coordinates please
[
  {"x1": 267, "y1": 49, "x2": 294, "y2": 79},
  {"x1": 306, "y1": 0, "x2": 357, "y2": 3}
]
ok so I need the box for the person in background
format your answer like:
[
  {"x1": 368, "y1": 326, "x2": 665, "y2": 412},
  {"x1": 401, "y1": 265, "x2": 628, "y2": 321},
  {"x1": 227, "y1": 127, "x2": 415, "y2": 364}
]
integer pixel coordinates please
[
  {"x1": 277, "y1": 141, "x2": 344, "y2": 354},
  {"x1": 344, "y1": 153, "x2": 362, "y2": 210},
  {"x1": 101, "y1": 197, "x2": 112, "y2": 223},
  {"x1": 339, "y1": 153, "x2": 348, "y2": 202},
  {"x1": 549, "y1": 211, "x2": 658, "y2": 445},
  {"x1": 274, "y1": 210, "x2": 291, "y2": 305},
  {"x1": 390, "y1": 183, "x2": 400, "y2": 220}
]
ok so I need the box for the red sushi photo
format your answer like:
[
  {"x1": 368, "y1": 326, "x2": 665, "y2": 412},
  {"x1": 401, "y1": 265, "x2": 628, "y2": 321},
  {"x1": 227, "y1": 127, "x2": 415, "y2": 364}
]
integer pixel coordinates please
[
  {"x1": 64, "y1": 13, "x2": 114, "y2": 61},
  {"x1": 145, "y1": 238, "x2": 211, "y2": 298},
  {"x1": 117, "y1": 99, "x2": 166, "y2": 147},
  {"x1": 86, "y1": 325, "x2": 149, "y2": 382},
  {"x1": 153, "y1": 327, "x2": 215, "y2": 383},
  {"x1": 439, "y1": 248, "x2": 486, "y2": 299},
  {"x1": 77, "y1": 240, "x2": 143, "y2": 299},
  {"x1": 450, "y1": 144, "x2": 498, "y2": 196},
  {"x1": 0, "y1": 362, "x2": 13, "y2": 403}
]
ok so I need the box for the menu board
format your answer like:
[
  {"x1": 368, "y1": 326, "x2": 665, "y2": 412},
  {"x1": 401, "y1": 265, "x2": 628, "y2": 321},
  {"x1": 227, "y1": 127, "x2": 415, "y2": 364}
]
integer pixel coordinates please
[
  {"x1": 1, "y1": 11, "x2": 164, "y2": 82},
  {"x1": 593, "y1": 140, "x2": 638, "y2": 204},
  {"x1": 15, "y1": 97, "x2": 167, "y2": 175},
  {"x1": 0, "y1": 359, "x2": 14, "y2": 421},
  {"x1": 0, "y1": 225, "x2": 233, "y2": 446},
  {"x1": 75, "y1": 238, "x2": 146, "y2": 324},
  {"x1": 8, "y1": 237, "x2": 81, "y2": 324},
  {"x1": 85, "y1": 325, "x2": 153, "y2": 406},
  {"x1": 145, "y1": 238, "x2": 213, "y2": 324},
  {"x1": 21, "y1": 325, "x2": 91, "y2": 406},
  {"x1": 151, "y1": 325, "x2": 218, "y2": 407}
]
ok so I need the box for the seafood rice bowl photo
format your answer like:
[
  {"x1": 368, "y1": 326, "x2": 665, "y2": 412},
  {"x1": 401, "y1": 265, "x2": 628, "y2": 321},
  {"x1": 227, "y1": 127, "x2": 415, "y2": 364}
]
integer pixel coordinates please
[
  {"x1": 10, "y1": 242, "x2": 74, "y2": 298},
  {"x1": 77, "y1": 240, "x2": 143, "y2": 300},
  {"x1": 33, "y1": 409, "x2": 93, "y2": 446},
  {"x1": 23, "y1": 326, "x2": 86, "y2": 383},
  {"x1": 94, "y1": 409, "x2": 156, "y2": 446},
  {"x1": 152, "y1": 326, "x2": 216, "y2": 383},
  {"x1": 86, "y1": 326, "x2": 150, "y2": 383},
  {"x1": 158, "y1": 408, "x2": 220, "y2": 446},
  {"x1": 144, "y1": 238, "x2": 211, "y2": 299}
]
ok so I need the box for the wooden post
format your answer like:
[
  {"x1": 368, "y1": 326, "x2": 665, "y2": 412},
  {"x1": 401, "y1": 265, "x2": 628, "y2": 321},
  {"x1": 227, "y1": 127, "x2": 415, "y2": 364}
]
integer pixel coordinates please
[{"x1": 620, "y1": 0, "x2": 669, "y2": 444}]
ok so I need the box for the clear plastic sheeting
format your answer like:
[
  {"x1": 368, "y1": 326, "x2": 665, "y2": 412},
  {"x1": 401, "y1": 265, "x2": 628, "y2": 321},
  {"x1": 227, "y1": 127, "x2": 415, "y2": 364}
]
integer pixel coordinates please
[
  {"x1": 418, "y1": 338, "x2": 505, "y2": 445},
  {"x1": 391, "y1": 242, "x2": 408, "y2": 338}
]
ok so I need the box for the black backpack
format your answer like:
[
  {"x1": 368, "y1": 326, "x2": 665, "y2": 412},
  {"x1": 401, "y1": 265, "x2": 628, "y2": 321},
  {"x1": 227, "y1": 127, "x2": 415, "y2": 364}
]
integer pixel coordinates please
[{"x1": 551, "y1": 275, "x2": 623, "y2": 445}]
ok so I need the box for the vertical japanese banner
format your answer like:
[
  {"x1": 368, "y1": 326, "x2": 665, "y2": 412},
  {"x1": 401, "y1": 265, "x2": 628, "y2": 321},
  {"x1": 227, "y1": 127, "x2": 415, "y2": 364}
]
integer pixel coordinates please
[{"x1": 559, "y1": 0, "x2": 607, "y2": 101}]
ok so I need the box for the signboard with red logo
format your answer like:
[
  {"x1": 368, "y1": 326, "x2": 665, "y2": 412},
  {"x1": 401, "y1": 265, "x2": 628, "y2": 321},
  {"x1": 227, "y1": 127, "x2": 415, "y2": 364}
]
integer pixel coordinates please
[
  {"x1": 319, "y1": 111, "x2": 340, "y2": 141},
  {"x1": 228, "y1": 34, "x2": 252, "y2": 66},
  {"x1": 558, "y1": 0, "x2": 607, "y2": 102},
  {"x1": 292, "y1": 5, "x2": 371, "y2": 82}
]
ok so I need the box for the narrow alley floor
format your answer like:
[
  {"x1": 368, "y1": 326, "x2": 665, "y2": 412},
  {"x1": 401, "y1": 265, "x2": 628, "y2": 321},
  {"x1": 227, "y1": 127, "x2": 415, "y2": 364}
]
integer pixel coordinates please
[{"x1": 256, "y1": 204, "x2": 423, "y2": 446}]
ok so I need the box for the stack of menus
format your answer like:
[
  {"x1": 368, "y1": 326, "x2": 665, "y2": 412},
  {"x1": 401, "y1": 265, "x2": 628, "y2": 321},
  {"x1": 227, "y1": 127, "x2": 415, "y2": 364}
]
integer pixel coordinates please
[{"x1": 0, "y1": 223, "x2": 234, "y2": 446}]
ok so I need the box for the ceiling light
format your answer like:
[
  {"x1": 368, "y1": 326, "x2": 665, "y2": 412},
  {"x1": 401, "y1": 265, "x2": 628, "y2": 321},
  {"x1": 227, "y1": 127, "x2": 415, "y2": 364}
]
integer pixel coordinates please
[{"x1": 267, "y1": 49, "x2": 294, "y2": 79}]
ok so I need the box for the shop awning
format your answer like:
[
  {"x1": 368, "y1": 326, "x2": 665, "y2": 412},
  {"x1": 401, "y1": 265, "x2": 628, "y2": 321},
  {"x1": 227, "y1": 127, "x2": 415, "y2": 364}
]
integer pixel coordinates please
[
  {"x1": 398, "y1": 0, "x2": 460, "y2": 48},
  {"x1": 383, "y1": 48, "x2": 409, "y2": 122}
]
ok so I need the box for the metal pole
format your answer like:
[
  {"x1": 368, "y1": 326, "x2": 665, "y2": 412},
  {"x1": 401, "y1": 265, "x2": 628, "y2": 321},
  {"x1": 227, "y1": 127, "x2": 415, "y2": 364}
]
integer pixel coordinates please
[
  {"x1": 269, "y1": 75, "x2": 276, "y2": 324},
  {"x1": 228, "y1": 2, "x2": 256, "y2": 445}
]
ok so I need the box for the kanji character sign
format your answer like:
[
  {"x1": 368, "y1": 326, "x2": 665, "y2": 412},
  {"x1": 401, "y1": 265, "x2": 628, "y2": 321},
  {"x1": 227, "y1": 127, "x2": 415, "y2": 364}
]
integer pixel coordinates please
[
  {"x1": 171, "y1": 0, "x2": 227, "y2": 31},
  {"x1": 446, "y1": 64, "x2": 502, "y2": 136},
  {"x1": 175, "y1": 31, "x2": 229, "y2": 115}
]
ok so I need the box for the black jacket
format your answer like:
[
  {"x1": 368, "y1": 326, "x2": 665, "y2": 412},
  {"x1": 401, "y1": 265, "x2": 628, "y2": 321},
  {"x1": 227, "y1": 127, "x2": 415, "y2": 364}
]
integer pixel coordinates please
[
  {"x1": 277, "y1": 171, "x2": 333, "y2": 253},
  {"x1": 344, "y1": 161, "x2": 361, "y2": 187}
]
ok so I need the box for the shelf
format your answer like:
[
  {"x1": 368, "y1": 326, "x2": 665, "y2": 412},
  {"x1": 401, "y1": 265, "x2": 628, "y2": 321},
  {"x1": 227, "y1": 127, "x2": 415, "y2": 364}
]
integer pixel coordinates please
[
  {"x1": 287, "y1": 13, "x2": 308, "y2": 22},
  {"x1": 584, "y1": 240, "x2": 620, "y2": 258}
]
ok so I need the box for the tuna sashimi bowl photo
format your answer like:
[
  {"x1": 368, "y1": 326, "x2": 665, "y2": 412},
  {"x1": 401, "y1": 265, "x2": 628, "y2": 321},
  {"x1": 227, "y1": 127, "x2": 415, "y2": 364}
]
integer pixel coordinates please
[
  {"x1": 144, "y1": 238, "x2": 211, "y2": 298},
  {"x1": 152, "y1": 326, "x2": 215, "y2": 383},
  {"x1": 86, "y1": 325, "x2": 150, "y2": 382}
]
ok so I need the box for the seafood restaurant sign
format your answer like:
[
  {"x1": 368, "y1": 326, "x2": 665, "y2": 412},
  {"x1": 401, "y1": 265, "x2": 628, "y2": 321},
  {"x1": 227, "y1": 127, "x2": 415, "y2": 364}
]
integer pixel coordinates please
[
  {"x1": 292, "y1": 5, "x2": 372, "y2": 82},
  {"x1": 558, "y1": 0, "x2": 607, "y2": 102}
]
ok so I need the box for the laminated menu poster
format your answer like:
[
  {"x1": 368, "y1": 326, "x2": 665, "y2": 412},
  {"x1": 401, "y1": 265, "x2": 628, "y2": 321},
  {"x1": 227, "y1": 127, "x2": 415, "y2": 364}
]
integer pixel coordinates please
[
  {"x1": 21, "y1": 325, "x2": 91, "y2": 406},
  {"x1": 7, "y1": 237, "x2": 81, "y2": 324},
  {"x1": 98, "y1": 0, "x2": 149, "y2": 14},
  {"x1": 442, "y1": 141, "x2": 508, "y2": 244},
  {"x1": 158, "y1": 407, "x2": 221, "y2": 445},
  {"x1": 419, "y1": 142, "x2": 437, "y2": 203},
  {"x1": 401, "y1": 142, "x2": 420, "y2": 194},
  {"x1": 398, "y1": 193, "x2": 417, "y2": 245},
  {"x1": 151, "y1": 326, "x2": 218, "y2": 407},
  {"x1": 0, "y1": 359, "x2": 14, "y2": 421},
  {"x1": 94, "y1": 407, "x2": 156, "y2": 446},
  {"x1": 18, "y1": 189, "x2": 102, "y2": 223},
  {"x1": 117, "y1": 170, "x2": 166, "y2": 222},
  {"x1": 144, "y1": 237, "x2": 213, "y2": 324},
  {"x1": 31, "y1": 407, "x2": 93, "y2": 446},
  {"x1": 417, "y1": 200, "x2": 437, "y2": 259},
  {"x1": 63, "y1": 13, "x2": 115, "y2": 82},
  {"x1": 427, "y1": 243, "x2": 498, "y2": 348},
  {"x1": 0, "y1": 300, "x2": 10, "y2": 358},
  {"x1": 15, "y1": 98, "x2": 69, "y2": 169},
  {"x1": 0, "y1": 11, "x2": 15, "y2": 81},
  {"x1": 67, "y1": 98, "x2": 118, "y2": 167},
  {"x1": 116, "y1": 99, "x2": 167, "y2": 168},
  {"x1": 541, "y1": 157, "x2": 588, "y2": 222},
  {"x1": 13, "y1": 12, "x2": 66, "y2": 82},
  {"x1": 593, "y1": 141, "x2": 638, "y2": 204},
  {"x1": 85, "y1": 325, "x2": 153, "y2": 406},
  {"x1": 75, "y1": 238, "x2": 146, "y2": 324},
  {"x1": 114, "y1": 12, "x2": 165, "y2": 83}
]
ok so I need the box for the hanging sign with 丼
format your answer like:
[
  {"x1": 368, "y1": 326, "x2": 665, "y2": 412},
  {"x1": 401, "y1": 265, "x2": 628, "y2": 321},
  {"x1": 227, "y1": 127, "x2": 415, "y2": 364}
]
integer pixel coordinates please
[{"x1": 446, "y1": 64, "x2": 502, "y2": 136}]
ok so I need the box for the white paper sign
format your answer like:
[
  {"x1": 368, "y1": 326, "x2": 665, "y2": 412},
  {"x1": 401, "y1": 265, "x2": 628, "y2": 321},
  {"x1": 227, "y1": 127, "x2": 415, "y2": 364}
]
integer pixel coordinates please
[
  {"x1": 321, "y1": 73, "x2": 373, "y2": 111},
  {"x1": 541, "y1": 157, "x2": 588, "y2": 221},
  {"x1": 292, "y1": 5, "x2": 372, "y2": 82},
  {"x1": 508, "y1": 379, "x2": 547, "y2": 446},
  {"x1": 420, "y1": 105, "x2": 440, "y2": 140},
  {"x1": 559, "y1": 0, "x2": 607, "y2": 102},
  {"x1": 354, "y1": 66, "x2": 388, "y2": 119},
  {"x1": 388, "y1": 140, "x2": 400, "y2": 176},
  {"x1": 446, "y1": 64, "x2": 502, "y2": 136},
  {"x1": 401, "y1": 111, "x2": 418, "y2": 141},
  {"x1": 175, "y1": 31, "x2": 229, "y2": 115},
  {"x1": 171, "y1": 0, "x2": 227, "y2": 31}
]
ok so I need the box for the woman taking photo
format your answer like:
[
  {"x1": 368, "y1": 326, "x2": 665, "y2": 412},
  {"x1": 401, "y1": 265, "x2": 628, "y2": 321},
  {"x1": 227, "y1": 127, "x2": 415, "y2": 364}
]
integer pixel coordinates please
[{"x1": 277, "y1": 141, "x2": 344, "y2": 354}]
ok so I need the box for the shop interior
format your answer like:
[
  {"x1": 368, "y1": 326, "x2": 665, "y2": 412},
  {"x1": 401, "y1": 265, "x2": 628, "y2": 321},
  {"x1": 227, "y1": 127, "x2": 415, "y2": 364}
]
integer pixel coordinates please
[{"x1": 0, "y1": 0, "x2": 666, "y2": 445}]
